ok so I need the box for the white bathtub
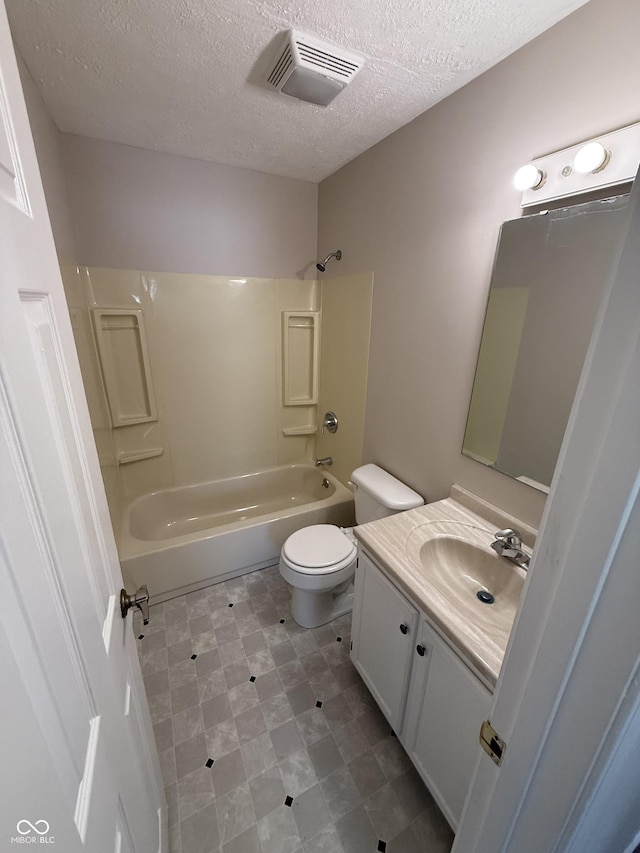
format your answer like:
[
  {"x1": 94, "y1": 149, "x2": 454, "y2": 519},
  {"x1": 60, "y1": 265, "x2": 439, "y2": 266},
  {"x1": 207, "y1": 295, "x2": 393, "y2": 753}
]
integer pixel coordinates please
[{"x1": 119, "y1": 464, "x2": 355, "y2": 603}]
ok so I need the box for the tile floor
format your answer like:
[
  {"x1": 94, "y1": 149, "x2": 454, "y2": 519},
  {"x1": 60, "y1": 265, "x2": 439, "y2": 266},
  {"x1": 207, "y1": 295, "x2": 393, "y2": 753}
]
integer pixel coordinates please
[{"x1": 135, "y1": 565, "x2": 454, "y2": 853}]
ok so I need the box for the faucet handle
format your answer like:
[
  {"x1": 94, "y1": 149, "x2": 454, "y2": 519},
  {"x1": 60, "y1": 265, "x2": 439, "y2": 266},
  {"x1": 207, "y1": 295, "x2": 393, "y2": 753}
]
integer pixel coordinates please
[
  {"x1": 494, "y1": 528, "x2": 522, "y2": 548},
  {"x1": 321, "y1": 411, "x2": 338, "y2": 434}
]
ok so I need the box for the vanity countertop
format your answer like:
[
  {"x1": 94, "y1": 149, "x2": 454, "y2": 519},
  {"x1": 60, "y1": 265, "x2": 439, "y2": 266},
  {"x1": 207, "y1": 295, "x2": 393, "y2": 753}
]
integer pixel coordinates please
[{"x1": 354, "y1": 487, "x2": 535, "y2": 688}]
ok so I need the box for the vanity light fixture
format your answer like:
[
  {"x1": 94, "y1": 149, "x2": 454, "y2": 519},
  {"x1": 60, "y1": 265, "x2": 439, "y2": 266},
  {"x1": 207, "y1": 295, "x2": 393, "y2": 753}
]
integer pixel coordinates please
[
  {"x1": 513, "y1": 163, "x2": 545, "y2": 191},
  {"x1": 514, "y1": 120, "x2": 640, "y2": 207},
  {"x1": 573, "y1": 141, "x2": 610, "y2": 174}
]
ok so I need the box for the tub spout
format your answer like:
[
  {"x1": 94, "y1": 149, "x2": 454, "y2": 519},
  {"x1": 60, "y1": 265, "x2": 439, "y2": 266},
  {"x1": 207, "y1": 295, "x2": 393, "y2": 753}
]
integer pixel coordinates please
[{"x1": 315, "y1": 457, "x2": 333, "y2": 467}]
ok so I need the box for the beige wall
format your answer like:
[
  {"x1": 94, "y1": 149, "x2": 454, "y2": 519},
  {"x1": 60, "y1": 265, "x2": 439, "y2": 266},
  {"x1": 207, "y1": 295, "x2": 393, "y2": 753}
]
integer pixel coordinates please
[
  {"x1": 317, "y1": 273, "x2": 374, "y2": 487},
  {"x1": 317, "y1": 0, "x2": 640, "y2": 528},
  {"x1": 62, "y1": 135, "x2": 318, "y2": 280}
]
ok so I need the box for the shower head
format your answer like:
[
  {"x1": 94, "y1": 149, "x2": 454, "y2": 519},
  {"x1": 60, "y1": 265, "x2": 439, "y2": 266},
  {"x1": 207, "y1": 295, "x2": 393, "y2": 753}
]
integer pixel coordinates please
[{"x1": 316, "y1": 250, "x2": 342, "y2": 272}]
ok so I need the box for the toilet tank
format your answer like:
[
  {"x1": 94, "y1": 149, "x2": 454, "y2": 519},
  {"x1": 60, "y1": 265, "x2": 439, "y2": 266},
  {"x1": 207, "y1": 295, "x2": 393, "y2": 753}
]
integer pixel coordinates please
[{"x1": 351, "y1": 464, "x2": 424, "y2": 524}]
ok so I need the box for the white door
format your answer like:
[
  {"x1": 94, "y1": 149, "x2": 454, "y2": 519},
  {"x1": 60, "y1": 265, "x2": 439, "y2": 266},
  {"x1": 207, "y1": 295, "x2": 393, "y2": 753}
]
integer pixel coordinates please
[
  {"x1": 0, "y1": 2, "x2": 165, "y2": 851},
  {"x1": 454, "y1": 170, "x2": 640, "y2": 850}
]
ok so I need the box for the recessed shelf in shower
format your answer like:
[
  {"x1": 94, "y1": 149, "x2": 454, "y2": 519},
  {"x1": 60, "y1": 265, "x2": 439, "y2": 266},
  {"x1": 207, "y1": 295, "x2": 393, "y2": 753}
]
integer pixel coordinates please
[
  {"x1": 282, "y1": 311, "x2": 320, "y2": 406},
  {"x1": 92, "y1": 308, "x2": 158, "y2": 427}
]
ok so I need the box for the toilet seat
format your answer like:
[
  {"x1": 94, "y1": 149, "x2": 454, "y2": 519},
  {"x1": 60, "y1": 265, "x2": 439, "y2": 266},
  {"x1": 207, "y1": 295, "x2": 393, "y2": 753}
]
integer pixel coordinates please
[{"x1": 282, "y1": 524, "x2": 356, "y2": 575}]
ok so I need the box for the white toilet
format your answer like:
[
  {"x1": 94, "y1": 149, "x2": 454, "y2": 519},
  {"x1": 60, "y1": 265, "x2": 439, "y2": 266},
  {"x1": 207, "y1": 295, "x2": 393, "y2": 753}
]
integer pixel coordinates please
[{"x1": 279, "y1": 464, "x2": 424, "y2": 628}]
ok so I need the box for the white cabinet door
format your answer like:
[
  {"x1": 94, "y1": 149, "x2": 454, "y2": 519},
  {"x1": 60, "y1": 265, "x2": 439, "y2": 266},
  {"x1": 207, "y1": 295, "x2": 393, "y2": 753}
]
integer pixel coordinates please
[
  {"x1": 403, "y1": 619, "x2": 492, "y2": 830},
  {"x1": 351, "y1": 550, "x2": 418, "y2": 731}
]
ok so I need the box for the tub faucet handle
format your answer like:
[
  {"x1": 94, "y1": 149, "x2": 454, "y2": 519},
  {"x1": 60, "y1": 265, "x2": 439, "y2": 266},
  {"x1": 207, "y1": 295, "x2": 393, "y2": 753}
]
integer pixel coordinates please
[
  {"x1": 120, "y1": 584, "x2": 150, "y2": 625},
  {"x1": 321, "y1": 411, "x2": 339, "y2": 434}
]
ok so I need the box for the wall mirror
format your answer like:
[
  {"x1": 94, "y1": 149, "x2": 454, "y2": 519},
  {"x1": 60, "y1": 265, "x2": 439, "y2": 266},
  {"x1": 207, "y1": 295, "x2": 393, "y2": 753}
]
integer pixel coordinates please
[{"x1": 462, "y1": 194, "x2": 629, "y2": 492}]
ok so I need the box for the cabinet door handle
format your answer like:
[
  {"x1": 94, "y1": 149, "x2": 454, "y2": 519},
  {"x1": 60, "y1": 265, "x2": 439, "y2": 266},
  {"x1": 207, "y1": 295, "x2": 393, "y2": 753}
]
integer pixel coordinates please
[
  {"x1": 416, "y1": 644, "x2": 426, "y2": 656},
  {"x1": 399, "y1": 624, "x2": 409, "y2": 634}
]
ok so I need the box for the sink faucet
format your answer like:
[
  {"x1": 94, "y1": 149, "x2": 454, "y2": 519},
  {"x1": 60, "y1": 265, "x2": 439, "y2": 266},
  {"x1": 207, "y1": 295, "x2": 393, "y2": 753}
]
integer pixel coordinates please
[
  {"x1": 490, "y1": 528, "x2": 530, "y2": 570},
  {"x1": 315, "y1": 457, "x2": 333, "y2": 467}
]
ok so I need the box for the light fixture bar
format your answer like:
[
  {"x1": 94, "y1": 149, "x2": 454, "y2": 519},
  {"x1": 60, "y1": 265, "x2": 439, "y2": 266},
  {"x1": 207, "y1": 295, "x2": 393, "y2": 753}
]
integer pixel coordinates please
[{"x1": 517, "y1": 121, "x2": 640, "y2": 207}]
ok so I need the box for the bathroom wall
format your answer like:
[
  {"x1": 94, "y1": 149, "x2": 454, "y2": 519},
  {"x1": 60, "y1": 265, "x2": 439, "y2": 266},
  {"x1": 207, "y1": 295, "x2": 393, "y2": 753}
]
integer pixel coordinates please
[
  {"x1": 83, "y1": 268, "x2": 320, "y2": 503},
  {"x1": 317, "y1": 273, "x2": 374, "y2": 487},
  {"x1": 317, "y1": 0, "x2": 640, "y2": 528},
  {"x1": 61, "y1": 135, "x2": 318, "y2": 280}
]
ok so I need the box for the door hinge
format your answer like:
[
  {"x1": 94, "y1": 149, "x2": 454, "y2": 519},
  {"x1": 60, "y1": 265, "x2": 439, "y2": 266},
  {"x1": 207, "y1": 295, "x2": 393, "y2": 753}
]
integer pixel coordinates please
[{"x1": 479, "y1": 720, "x2": 506, "y2": 766}]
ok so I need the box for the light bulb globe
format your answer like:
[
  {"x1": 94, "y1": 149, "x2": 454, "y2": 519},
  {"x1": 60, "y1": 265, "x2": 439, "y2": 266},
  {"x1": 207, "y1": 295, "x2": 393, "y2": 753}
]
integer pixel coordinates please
[
  {"x1": 514, "y1": 164, "x2": 544, "y2": 191},
  {"x1": 573, "y1": 142, "x2": 609, "y2": 174}
]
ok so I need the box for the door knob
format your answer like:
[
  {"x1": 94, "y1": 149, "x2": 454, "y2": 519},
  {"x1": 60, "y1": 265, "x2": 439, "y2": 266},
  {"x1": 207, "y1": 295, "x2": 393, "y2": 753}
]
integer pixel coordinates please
[
  {"x1": 416, "y1": 644, "x2": 426, "y2": 657},
  {"x1": 399, "y1": 624, "x2": 409, "y2": 634},
  {"x1": 120, "y1": 585, "x2": 150, "y2": 624}
]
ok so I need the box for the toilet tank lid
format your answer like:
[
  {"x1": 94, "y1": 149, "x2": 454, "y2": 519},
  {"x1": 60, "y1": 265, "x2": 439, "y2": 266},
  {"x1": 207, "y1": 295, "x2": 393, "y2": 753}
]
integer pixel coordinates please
[{"x1": 351, "y1": 464, "x2": 424, "y2": 510}]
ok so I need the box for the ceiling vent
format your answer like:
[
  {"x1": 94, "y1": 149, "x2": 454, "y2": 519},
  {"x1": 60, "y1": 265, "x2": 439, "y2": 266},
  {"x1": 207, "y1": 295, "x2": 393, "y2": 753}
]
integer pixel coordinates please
[{"x1": 266, "y1": 30, "x2": 364, "y2": 107}]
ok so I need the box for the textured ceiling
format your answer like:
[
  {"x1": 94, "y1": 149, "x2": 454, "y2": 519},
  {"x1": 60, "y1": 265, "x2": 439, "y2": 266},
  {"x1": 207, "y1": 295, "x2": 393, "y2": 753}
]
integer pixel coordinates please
[{"x1": 8, "y1": 0, "x2": 588, "y2": 182}]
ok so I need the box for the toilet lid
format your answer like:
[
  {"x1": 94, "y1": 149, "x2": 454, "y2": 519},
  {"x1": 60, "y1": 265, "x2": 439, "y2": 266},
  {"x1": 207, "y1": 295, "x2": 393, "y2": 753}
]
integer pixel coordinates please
[{"x1": 283, "y1": 524, "x2": 356, "y2": 569}]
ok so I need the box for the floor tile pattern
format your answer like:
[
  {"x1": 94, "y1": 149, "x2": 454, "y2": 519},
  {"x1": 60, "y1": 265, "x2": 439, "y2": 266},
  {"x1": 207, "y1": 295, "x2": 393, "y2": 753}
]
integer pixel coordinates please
[{"x1": 135, "y1": 566, "x2": 454, "y2": 853}]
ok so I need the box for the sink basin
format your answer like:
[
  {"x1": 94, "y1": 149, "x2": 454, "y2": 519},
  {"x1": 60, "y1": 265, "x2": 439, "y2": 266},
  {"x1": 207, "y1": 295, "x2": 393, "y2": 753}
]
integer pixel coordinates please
[
  {"x1": 419, "y1": 536, "x2": 524, "y2": 598},
  {"x1": 405, "y1": 522, "x2": 525, "y2": 633}
]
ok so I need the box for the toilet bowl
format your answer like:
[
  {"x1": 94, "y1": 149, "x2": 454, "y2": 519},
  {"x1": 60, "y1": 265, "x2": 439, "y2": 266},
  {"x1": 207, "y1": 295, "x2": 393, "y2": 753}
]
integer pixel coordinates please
[
  {"x1": 279, "y1": 464, "x2": 424, "y2": 628},
  {"x1": 279, "y1": 524, "x2": 357, "y2": 629}
]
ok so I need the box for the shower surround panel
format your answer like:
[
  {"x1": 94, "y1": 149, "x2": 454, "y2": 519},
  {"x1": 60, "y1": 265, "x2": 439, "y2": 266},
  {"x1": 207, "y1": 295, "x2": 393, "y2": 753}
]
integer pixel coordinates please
[{"x1": 80, "y1": 267, "x2": 320, "y2": 505}]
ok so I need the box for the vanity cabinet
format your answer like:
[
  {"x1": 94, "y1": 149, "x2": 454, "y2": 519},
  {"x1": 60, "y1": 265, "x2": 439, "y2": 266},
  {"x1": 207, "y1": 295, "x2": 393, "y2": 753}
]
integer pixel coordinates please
[
  {"x1": 351, "y1": 548, "x2": 492, "y2": 830},
  {"x1": 401, "y1": 617, "x2": 491, "y2": 828},
  {"x1": 351, "y1": 550, "x2": 419, "y2": 731}
]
